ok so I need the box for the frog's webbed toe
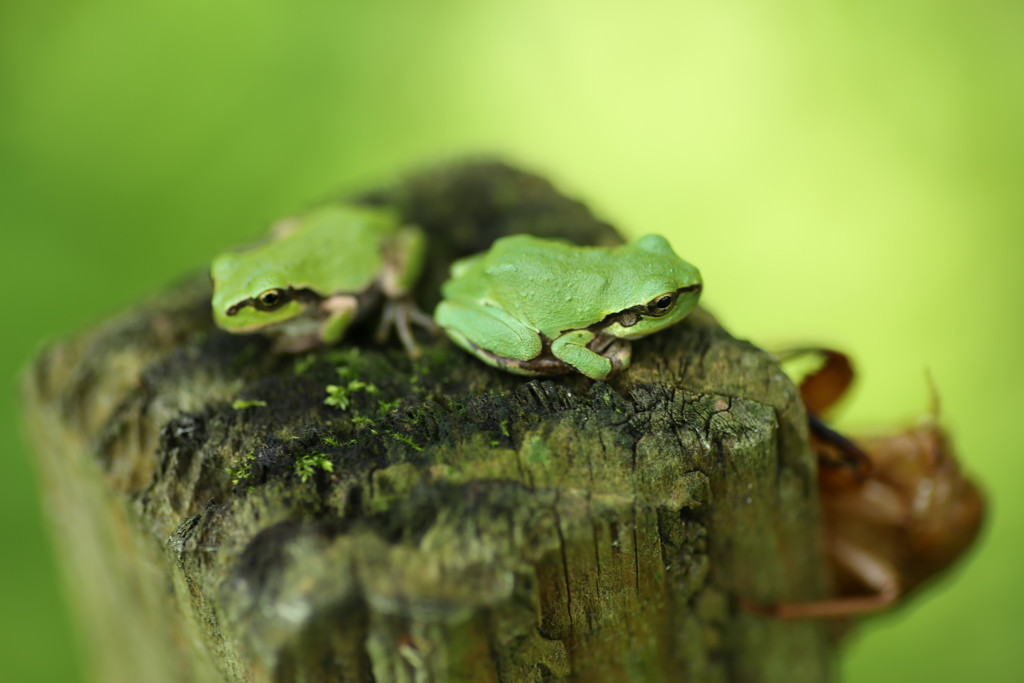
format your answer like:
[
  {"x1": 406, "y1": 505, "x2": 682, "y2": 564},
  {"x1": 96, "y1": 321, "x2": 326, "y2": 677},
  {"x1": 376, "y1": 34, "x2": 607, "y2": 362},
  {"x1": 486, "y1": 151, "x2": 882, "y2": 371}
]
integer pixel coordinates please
[
  {"x1": 590, "y1": 336, "x2": 632, "y2": 377},
  {"x1": 376, "y1": 296, "x2": 437, "y2": 359}
]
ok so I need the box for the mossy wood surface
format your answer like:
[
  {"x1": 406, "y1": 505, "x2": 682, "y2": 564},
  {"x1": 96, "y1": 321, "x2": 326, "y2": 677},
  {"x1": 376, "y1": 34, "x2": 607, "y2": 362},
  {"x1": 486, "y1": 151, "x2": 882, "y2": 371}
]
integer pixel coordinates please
[{"x1": 24, "y1": 162, "x2": 834, "y2": 683}]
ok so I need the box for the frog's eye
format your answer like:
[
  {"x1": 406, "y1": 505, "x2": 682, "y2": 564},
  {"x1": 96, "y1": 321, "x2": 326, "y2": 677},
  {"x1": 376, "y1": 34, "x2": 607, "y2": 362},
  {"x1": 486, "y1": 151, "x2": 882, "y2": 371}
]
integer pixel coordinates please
[
  {"x1": 255, "y1": 288, "x2": 290, "y2": 311},
  {"x1": 646, "y1": 293, "x2": 676, "y2": 317}
]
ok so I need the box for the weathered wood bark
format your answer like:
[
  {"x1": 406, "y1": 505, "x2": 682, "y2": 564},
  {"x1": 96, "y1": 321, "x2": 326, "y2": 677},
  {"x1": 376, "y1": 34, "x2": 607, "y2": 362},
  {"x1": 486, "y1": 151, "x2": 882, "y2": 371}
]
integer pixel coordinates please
[{"x1": 24, "y1": 161, "x2": 835, "y2": 683}]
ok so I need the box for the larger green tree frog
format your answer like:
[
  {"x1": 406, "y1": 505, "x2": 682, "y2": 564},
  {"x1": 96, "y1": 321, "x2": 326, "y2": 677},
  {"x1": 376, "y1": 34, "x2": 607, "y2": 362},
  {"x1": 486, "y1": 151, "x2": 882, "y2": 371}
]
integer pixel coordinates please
[
  {"x1": 211, "y1": 203, "x2": 433, "y2": 355},
  {"x1": 434, "y1": 234, "x2": 702, "y2": 379}
]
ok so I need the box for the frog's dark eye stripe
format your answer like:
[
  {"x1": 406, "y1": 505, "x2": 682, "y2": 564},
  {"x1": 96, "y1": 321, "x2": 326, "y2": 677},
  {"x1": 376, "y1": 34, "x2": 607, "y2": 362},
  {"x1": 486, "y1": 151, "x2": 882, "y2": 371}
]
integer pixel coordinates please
[
  {"x1": 644, "y1": 283, "x2": 702, "y2": 318},
  {"x1": 226, "y1": 288, "x2": 299, "y2": 316},
  {"x1": 589, "y1": 282, "x2": 702, "y2": 331}
]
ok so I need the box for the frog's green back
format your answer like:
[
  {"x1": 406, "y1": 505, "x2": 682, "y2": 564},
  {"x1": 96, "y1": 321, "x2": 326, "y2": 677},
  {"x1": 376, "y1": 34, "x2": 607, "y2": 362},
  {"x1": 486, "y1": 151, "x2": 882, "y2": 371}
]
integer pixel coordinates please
[
  {"x1": 443, "y1": 234, "x2": 701, "y2": 338},
  {"x1": 213, "y1": 204, "x2": 396, "y2": 300}
]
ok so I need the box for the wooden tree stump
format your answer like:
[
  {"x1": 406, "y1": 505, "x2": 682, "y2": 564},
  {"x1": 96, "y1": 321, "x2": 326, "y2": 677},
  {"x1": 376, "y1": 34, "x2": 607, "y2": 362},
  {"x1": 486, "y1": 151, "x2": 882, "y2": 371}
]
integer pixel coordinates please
[{"x1": 23, "y1": 161, "x2": 835, "y2": 683}]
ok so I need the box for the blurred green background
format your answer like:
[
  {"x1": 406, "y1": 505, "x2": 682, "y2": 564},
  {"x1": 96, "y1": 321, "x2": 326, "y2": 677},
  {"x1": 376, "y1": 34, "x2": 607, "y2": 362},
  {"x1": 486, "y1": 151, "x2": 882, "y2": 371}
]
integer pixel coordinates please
[{"x1": 2, "y1": 1, "x2": 1020, "y2": 681}]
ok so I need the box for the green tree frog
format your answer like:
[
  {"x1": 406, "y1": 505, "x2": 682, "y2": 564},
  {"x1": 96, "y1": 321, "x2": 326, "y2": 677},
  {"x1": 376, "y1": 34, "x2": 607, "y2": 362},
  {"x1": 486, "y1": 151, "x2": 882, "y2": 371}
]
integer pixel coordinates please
[
  {"x1": 211, "y1": 203, "x2": 433, "y2": 355},
  {"x1": 434, "y1": 234, "x2": 702, "y2": 379}
]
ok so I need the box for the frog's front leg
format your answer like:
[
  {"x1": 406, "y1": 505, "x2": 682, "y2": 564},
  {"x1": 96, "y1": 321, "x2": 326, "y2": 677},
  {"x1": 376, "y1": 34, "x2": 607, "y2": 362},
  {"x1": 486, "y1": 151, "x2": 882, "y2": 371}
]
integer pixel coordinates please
[
  {"x1": 435, "y1": 300, "x2": 545, "y2": 375},
  {"x1": 550, "y1": 330, "x2": 631, "y2": 380},
  {"x1": 377, "y1": 225, "x2": 436, "y2": 357},
  {"x1": 590, "y1": 336, "x2": 633, "y2": 376},
  {"x1": 319, "y1": 295, "x2": 359, "y2": 345},
  {"x1": 268, "y1": 297, "x2": 356, "y2": 353}
]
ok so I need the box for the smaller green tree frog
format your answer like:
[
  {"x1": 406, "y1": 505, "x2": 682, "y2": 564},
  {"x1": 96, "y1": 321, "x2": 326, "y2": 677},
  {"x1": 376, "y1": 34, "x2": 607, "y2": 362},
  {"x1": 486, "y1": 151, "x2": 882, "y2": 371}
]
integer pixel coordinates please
[
  {"x1": 434, "y1": 234, "x2": 702, "y2": 380},
  {"x1": 211, "y1": 203, "x2": 433, "y2": 355}
]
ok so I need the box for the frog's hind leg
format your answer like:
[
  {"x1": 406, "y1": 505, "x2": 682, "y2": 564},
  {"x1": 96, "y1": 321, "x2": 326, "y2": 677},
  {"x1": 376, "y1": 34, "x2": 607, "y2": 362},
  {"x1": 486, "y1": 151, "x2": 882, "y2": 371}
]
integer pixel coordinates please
[
  {"x1": 435, "y1": 300, "x2": 545, "y2": 374},
  {"x1": 380, "y1": 225, "x2": 427, "y2": 298}
]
